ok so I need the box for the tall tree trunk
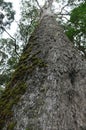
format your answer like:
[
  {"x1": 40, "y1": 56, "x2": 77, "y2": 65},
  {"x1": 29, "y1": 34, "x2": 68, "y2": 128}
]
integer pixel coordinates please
[{"x1": 0, "y1": 16, "x2": 86, "y2": 130}]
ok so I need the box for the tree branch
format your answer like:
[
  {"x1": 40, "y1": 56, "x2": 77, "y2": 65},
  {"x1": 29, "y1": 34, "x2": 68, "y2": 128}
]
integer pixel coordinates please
[
  {"x1": 60, "y1": 4, "x2": 69, "y2": 14},
  {"x1": 58, "y1": 13, "x2": 70, "y2": 15},
  {"x1": 35, "y1": 0, "x2": 42, "y2": 9},
  {"x1": 1, "y1": 26, "x2": 19, "y2": 56}
]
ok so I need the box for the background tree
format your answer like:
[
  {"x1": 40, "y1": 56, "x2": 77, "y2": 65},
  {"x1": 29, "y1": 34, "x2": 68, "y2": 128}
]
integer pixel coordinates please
[
  {"x1": 0, "y1": 0, "x2": 15, "y2": 33},
  {"x1": 0, "y1": 0, "x2": 18, "y2": 92}
]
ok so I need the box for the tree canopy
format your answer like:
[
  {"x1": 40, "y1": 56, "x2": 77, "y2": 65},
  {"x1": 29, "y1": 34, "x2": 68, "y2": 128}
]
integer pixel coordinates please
[
  {"x1": 65, "y1": 1, "x2": 86, "y2": 57},
  {"x1": 0, "y1": 0, "x2": 17, "y2": 92},
  {"x1": 0, "y1": 0, "x2": 15, "y2": 33}
]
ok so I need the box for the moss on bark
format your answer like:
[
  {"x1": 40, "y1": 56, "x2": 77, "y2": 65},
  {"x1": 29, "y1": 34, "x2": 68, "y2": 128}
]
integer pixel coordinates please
[
  {"x1": 0, "y1": 37, "x2": 47, "y2": 129},
  {"x1": 0, "y1": 81, "x2": 27, "y2": 129}
]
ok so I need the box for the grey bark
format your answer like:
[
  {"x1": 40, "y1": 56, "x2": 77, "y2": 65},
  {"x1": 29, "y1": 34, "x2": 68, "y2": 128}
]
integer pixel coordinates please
[{"x1": 4, "y1": 16, "x2": 86, "y2": 130}]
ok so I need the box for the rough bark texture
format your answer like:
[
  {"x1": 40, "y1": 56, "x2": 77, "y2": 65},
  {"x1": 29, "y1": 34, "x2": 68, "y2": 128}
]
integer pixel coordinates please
[{"x1": 2, "y1": 16, "x2": 86, "y2": 130}]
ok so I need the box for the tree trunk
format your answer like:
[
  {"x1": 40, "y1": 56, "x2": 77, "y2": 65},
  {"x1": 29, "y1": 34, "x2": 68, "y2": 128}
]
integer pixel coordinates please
[{"x1": 0, "y1": 16, "x2": 86, "y2": 130}]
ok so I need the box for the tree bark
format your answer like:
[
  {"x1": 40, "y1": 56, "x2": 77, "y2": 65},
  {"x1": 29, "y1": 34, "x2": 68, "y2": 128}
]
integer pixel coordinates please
[{"x1": 1, "y1": 16, "x2": 86, "y2": 130}]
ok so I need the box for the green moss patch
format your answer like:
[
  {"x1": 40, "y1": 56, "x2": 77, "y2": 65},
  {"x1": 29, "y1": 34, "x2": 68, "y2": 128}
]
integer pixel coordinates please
[
  {"x1": 0, "y1": 35, "x2": 47, "y2": 129},
  {"x1": 7, "y1": 121, "x2": 16, "y2": 130},
  {"x1": 10, "y1": 42, "x2": 47, "y2": 86},
  {"x1": 0, "y1": 81, "x2": 27, "y2": 129}
]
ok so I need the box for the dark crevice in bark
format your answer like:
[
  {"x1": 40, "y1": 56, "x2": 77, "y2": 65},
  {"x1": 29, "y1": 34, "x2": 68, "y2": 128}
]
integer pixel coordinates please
[{"x1": 69, "y1": 69, "x2": 76, "y2": 85}]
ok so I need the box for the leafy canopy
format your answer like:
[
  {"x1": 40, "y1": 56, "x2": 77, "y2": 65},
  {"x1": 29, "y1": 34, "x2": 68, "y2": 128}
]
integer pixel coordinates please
[
  {"x1": 0, "y1": 0, "x2": 18, "y2": 91},
  {"x1": 0, "y1": 0, "x2": 15, "y2": 33},
  {"x1": 66, "y1": 1, "x2": 86, "y2": 57}
]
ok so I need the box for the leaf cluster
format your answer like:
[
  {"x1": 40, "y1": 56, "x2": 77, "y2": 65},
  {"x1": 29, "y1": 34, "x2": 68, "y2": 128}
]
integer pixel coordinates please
[
  {"x1": 65, "y1": 1, "x2": 86, "y2": 57},
  {"x1": 0, "y1": 38, "x2": 19, "y2": 91},
  {"x1": 0, "y1": 0, "x2": 15, "y2": 33}
]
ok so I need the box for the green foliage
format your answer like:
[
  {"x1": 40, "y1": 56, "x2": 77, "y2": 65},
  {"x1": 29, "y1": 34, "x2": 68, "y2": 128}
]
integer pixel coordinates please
[
  {"x1": 66, "y1": 27, "x2": 75, "y2": 41},
  {"x1": 65, "y1": 1, "x2": 86, "y2": 57},
  {"x1": 0, "y1": 0, "x2": 16, "y2": 90},
  {"x1": 0, "y1": 38, "x2": 19, "y2": 88},
  {"x1": 70, "y1": 2, "x2": 86, "y2": 24},
  {"x1": 0, "y1": 0, "x2": 15, "y2": 33}
]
